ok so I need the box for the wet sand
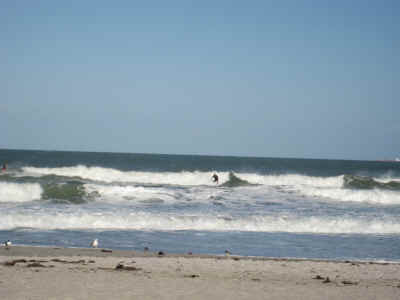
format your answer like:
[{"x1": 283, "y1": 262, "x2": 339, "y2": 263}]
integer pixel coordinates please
[{"x1": 1, "y1": 246, "x2": 400, "y2": 299}]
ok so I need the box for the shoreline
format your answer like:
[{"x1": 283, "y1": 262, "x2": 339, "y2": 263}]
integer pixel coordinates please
[
  {"x1": 1, "y1": 245, "x2": 400, "y2": 299},
  {"x1": 1, "y1": 245, "x2": 399, "y2": 265}
]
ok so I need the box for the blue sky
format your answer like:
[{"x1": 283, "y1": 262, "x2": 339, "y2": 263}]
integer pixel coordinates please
[{"x1": 1, "y1": 1, "x2": 398, "y2": 160}]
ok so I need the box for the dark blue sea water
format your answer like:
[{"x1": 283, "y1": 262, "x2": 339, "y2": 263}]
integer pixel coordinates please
[{"x1": 1, "y1": 149, "x2": 400, "y2": 261}]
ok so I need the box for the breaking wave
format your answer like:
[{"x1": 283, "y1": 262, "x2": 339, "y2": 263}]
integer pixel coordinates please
[
  {"x1": 343, "y1": 174, "x2": 400, "y2": 191},
  {"x1": 0, "y1": 182, "x2": 42, "y2": 203},
  {"x1": 221, "y1": 172, "x2": 253, "y2": 187},
  {"x1": 21, "y1": 166, "x2": 226, "y2": 186},
  {"x1": 1, "y1": 212, "x2": 399, "y2": 234},
  {"x1": 0, "y1": 181, "x2": 99, "y2": 204},
  {"x1": 0, "y1": 166, "x2": 396, "y2": 206},
  {"x1": 42, "y1": 182, "x2": 99, "y2": 204}
]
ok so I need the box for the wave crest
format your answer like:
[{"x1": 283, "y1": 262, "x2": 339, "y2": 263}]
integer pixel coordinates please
[
  {"x1": 221, "y1": 172, "x2": 253, "y2": 187},
  {"x1": 22, "y1": 166, "x2": 223, "y2": 186},
  {"x1": 343, "y1": 174, "x2": 400, "y2": 191},
  {"x1": 1, "y1": 212, "x2": 399, "y2": 234}
]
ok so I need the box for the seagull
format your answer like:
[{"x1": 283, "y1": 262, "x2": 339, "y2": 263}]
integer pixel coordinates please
[
  {"x1": 4, "y1": 240, "x2": 11, "y2": 248},
  {"x1": 90, "y1": 239, "x2": 98, "y2": 248}
]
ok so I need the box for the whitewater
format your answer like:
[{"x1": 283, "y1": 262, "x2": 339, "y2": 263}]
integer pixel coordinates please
[{"x1": 1, "y1": 149, "x2": 400, "y2": 260}]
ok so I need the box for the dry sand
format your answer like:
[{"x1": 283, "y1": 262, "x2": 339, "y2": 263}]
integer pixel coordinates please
[{"x1": 1, "y1": 246, "x2": 400, "y2": 299}]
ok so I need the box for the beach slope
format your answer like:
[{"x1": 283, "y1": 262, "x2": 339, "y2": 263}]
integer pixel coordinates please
[{"x1": 1, "y1": 246, "x2": 399, "y2": 300}]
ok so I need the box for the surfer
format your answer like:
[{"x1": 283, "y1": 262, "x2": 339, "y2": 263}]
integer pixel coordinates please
[
  {"x1": 1, "y1": 163, "x2": 6, "y2": 172},
  {"x1": 212, "y1": 173, "x2": 219, "y2": 184}
]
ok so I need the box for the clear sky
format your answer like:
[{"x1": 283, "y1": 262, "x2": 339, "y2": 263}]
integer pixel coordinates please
[{"x1": 1, "y1": 1, "x2": 398, "y2": 160}]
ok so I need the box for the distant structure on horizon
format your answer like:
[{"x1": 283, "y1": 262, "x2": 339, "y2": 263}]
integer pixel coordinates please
[{"x1": 376, "y1": 157, "x2": 400, "y2": 162}]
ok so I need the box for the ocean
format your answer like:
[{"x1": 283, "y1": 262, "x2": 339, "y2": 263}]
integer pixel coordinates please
[{"x1": 1, "y1": 149, "x2": 400, "y2": 261}]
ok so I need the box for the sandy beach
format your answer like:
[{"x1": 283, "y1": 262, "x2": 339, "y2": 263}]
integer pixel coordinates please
[{"x1": 1, "y1": 246, "x2": 399, "y2": 299}]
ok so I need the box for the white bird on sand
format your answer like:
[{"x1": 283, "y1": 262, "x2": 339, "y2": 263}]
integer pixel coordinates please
[{"x1": 90, "y1": 239, "x2": 98, "y2": 248}]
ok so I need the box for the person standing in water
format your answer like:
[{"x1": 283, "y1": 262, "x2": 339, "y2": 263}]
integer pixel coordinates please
[
  {"x1": 212, "y1": 173, "x2": 219, "y2": 184},
  {"x1": 1, "y1": 163, "x2": 6, "y2": 172}
]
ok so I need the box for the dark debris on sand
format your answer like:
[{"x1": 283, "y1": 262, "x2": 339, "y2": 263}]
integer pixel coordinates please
[
  {"x1": 51, "y1": 259, "x2": 86, "y2": 264},
  {"x1": 184, "y1": 274, "x2": 200, "y2": 278},
  {"x1": 115, "y1": 263, "x2": 142, "y2": 271},
  {"x1": 3, "y1": 259, "x2": 28, "y2": 266},
  {"x1": 26, "y1": 262, "x2": 50, "y2": 268}
]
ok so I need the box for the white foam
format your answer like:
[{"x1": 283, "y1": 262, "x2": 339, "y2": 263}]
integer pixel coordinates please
[
  {"x1": 84, "y1": 183, "x2": 233, "y2": 205},
  {"x1": 22, "y1": 166, "x2": 229, "y2": 186},
  {"x1": 1, "y1": 211, "x2": 399, "y2": 234},
  {"x1": 243, "y1": 174, "x2": 400, "y2": 205},
  {"x1": 0, "y1": 182, "x2": 42, "y2": 203},
  {"x1": 241, "y1": 173, "x2": 343, "y2": 188},
  {"x1": 85, "y1": 184, "x2": 178, "y2": 203},
  {"x1": 298, "y1": 185, "x2": 400, "y2": 205},
  {"x1": 375, "y1": 177, "x2": 400, "y2": 183}
]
